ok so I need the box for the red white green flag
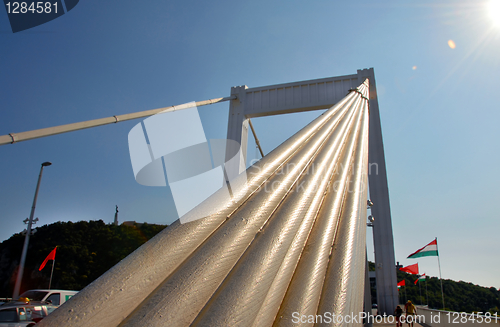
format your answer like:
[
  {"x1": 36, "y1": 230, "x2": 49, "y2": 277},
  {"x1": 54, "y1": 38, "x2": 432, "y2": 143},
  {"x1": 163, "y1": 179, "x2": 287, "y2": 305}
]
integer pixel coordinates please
[
  {"x1": 397, "y1": 280, "x2": 405, "y2": 288},
  {"x1": 414, "y1": 274, "x2": 426, "y2": 285},
  {"x1": 407, "y1": 238, "x2": 438, "y2": 258}
]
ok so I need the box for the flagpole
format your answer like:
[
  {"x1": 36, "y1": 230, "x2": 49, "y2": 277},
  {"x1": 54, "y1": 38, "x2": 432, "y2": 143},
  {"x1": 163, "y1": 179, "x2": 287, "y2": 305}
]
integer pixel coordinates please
[
  {"x1": 436, "y1": 237, "x2": 445, "y2": 310},
  {"x1": 48, "y1": 256, "x2": 55, "y2": 290},
  {"x1": 418, "y1": 277, "x2": 422, "y2": 305},
  {"x1": 404, "y1": 279, "x2": 407, "y2": 304},
  {"x1": 425, "y1": 277, "x2": 428, "y2": 306}
]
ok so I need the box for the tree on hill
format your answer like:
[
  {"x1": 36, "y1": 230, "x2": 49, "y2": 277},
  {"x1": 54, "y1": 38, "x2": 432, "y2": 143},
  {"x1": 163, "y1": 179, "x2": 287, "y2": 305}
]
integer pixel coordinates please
[{"x1": 0, "y1": 220, "x2": 166, "y2": 297}]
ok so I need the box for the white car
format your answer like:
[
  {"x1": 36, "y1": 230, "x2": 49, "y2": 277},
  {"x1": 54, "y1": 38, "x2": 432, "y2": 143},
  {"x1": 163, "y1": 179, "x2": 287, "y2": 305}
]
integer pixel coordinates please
[
  {"x1": 0, "y1": 303, "x2": 58, "y2": 327},
  {"x1": 17, "y1": 289, "x2": 78, "y2": 306}
]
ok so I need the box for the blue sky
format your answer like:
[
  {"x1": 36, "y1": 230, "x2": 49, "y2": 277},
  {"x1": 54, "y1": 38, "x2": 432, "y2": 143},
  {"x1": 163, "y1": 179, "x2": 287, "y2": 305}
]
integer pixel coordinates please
[{"x1": 1, "y1": 0, "x2": 499, "y2": 290}]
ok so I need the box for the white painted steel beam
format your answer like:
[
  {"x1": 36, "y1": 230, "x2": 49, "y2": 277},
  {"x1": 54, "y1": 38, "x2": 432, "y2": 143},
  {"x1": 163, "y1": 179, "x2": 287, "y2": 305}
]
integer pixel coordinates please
[
  {"x1": 225, "y1": 74, "x2": 359, "y2": 178},
  {"x1": 358, "y1": 68, "x2": 398, "y2": 315},
  {"x1": 243, "y1": 74, "x2": 360, "y2": 118},
  {"x1": 225, "y1": 85, "x2": 250, "y2": 178}
]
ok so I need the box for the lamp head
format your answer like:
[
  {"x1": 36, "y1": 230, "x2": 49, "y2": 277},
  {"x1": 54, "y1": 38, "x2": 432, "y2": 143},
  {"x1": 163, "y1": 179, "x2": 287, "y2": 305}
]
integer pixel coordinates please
[{"x1": 41, "y1": 162, "x2": 52, "y2": 167}]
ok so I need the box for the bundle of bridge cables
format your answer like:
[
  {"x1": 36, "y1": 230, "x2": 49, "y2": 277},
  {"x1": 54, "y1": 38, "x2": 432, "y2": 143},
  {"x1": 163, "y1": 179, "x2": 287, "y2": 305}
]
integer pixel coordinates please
[{"x1": 39, "y1": 80, "x2": 370, "y2": 327}]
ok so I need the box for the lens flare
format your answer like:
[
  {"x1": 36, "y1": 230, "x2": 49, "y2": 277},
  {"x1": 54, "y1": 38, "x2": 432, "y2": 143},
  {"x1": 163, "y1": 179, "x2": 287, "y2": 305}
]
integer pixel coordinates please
[
  {"x1": 448, "y1": 40, "x2": 456, "y2": 49},
  {"x1": 488, "y1": 0, "x2": 500, "y2": 27}
]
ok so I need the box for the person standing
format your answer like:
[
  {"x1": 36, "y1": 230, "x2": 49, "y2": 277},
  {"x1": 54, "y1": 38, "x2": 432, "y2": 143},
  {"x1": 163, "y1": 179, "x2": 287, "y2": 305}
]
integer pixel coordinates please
[
  {"x1": 404, "y1": 300, "x2": 417, "y2": 327},
  {"x1": 394, "y1": 305, "x2": 403, "y2": 327}
]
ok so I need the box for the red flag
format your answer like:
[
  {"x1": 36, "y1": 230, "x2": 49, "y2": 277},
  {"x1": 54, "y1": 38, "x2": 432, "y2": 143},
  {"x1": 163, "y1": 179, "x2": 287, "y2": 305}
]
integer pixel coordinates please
[
  {"x1": 39, "y1": 247, "x2": 57, "y2": 271},
  {"x1": 399, "y1": 263, "x2": 419, "y2": 275},
  {"x1": 397, "y1": 280, "x2": 405, "y2": 287}
]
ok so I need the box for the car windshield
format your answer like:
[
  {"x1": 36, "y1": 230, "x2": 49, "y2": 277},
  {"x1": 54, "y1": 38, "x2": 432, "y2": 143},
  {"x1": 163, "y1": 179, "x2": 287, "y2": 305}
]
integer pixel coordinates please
[{"x1": 18, "y1": 291, "x2": 48, "y2": 301}]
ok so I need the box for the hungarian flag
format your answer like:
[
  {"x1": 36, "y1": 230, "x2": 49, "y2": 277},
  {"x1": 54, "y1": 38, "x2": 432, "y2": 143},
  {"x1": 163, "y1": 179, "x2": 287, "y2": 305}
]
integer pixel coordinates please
[
  {"x1": 399, "y1": 263, "x2": 419, "y2": 275},
  {"x1": 397, "y1": 280, "x2": 405, "y2": 288},
  {"x1": 407, "y1": 238, "x2": 438, "y2": 258},
  {"x1": 414, "y1": 274, "x2": 426, "y2": 285},
  {"x1": 39, "y1": 247, "x2": 57, "y2": 271}
]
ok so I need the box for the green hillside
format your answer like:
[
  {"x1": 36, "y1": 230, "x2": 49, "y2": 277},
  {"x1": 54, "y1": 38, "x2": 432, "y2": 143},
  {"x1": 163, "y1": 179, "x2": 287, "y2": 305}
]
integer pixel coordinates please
[
  {"x1": 396, "y1": 269, "x2": 499, "y2": 313},
  {"x1": 0, "y1": 220, "x2": 166, "y2": 297}
]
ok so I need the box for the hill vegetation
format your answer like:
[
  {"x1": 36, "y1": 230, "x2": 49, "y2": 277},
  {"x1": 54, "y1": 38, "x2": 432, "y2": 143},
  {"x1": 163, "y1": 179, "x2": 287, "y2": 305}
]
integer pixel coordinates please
[{"x1": 0, "y1": 220, "x2": 166, "y2": 297}]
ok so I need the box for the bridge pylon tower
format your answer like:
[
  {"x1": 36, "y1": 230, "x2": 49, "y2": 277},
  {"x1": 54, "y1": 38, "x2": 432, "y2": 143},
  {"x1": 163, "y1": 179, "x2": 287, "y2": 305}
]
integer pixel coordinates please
[{"x1": 226, "y1": 67, "x2": 398, "y2": 315}]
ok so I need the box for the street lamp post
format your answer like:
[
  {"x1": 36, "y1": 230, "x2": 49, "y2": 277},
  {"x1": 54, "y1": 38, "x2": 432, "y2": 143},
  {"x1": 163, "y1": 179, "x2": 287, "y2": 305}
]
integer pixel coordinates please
[{"x1": 12, "y1": 162, "x2": 52, "y2": 299}]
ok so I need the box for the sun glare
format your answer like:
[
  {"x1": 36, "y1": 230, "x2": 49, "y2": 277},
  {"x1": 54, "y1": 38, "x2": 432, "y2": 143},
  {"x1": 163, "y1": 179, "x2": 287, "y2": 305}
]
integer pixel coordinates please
[{"x1": 488, "y1": 0, "x2": 500, "y2": 27}]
